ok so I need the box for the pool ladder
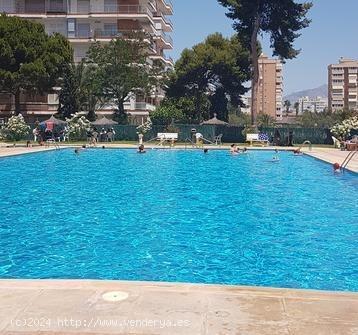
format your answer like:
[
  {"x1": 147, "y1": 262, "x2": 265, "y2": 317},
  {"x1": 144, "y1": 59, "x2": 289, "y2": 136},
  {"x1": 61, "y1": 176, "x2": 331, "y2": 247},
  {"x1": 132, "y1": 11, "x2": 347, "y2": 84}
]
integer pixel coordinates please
[{"x1": 341, "y1": 151, "x2": 357, "y2": 173}]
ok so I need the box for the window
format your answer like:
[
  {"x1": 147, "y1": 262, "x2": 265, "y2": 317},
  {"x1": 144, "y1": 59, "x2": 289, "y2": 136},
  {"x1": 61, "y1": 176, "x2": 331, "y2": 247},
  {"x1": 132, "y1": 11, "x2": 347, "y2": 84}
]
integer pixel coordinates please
[
  {"x1": 103, "y1": 23, "x2": 117, "y2": 37},
  {"x1": 48, "y1": 0, "x2": 65, "y2": 12},
  {"x1": 104, "y1": 0, "x2": 117, "y2": 12},
  {"x1": 77, "y1": 0, "x2": 90, "y2": 13},
  {"x1": 77, "y1": 23, "x2": 91, "y2": 38},
  {"x1": 25, "y1": 0, "x2": 45, "y2": 13}
]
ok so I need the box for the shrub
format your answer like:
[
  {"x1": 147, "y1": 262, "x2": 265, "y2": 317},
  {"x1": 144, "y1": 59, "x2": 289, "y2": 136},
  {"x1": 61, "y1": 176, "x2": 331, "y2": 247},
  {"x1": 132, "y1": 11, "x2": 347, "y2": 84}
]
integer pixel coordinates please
[
  {"x1": 0, "y1": 114, "x2": 30, "y2": 141},
  {"x1": 66, "y1": 113, "x2": 91, "y2": 140},
  {"x1": 331, "y1": 116, "x2": 358, "y2": 140}
]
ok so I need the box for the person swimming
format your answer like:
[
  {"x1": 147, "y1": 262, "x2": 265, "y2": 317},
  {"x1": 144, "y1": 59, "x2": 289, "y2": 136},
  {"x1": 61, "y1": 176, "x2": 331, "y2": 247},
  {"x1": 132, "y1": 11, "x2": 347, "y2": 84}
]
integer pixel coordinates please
[
  {"x1": 333, "y1": 163, "x2": 341, "y2": 173},
  {"x1": 272, "y1": 149, "x2": 280, "y2": 162},
  {"x1": 138, "y1": 144, "x2": 146, "y2": 154},
  {"x1": 293, "y1": 147, "x2": 303, "y2": 155},
  {"x1": 230, "y1": 144, "x2": 239, "y2": 154},
  {"x1": 203, "y1": 148, "x2": 209, "y2": 154}
]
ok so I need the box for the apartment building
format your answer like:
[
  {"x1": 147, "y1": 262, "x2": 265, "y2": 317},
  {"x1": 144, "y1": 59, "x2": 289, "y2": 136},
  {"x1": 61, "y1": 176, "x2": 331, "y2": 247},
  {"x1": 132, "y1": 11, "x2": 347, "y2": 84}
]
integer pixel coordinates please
[
  {"x1": 0, "y1": 0, "x2": 174, "y2": 123},
  {"x1": 297, "y1": 96, "x2": 328, "y2": 114},
  {"x1": 255, "y1": 54, "x2": 283, "y2": 120},
  {"x1": 328, "y1": 58, "x2": 358, "y2": 112}
]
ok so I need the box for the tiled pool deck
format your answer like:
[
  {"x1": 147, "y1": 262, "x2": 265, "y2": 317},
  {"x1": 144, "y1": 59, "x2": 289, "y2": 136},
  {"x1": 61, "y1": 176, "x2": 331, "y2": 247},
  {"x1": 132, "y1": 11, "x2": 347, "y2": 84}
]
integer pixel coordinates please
[
  {"x1": 0, "y1": 280, "x2": 357, "y2": 335},
  {"x1": 0, "y1": 143, "x2": 357, "y2": 334}
]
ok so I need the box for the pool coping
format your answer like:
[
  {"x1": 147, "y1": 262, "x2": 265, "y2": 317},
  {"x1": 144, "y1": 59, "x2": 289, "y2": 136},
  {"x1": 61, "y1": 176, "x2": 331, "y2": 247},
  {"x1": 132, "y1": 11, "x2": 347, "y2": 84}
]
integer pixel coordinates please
[{"x1": 0, "y1": 279, "x2": 357, "y2": 334}]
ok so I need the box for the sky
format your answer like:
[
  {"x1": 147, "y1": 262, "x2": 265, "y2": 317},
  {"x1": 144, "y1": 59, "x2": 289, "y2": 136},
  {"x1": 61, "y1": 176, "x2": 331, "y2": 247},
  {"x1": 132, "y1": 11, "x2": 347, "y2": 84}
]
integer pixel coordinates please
[{"x1": 169, "y1": 0, "x2": 358, "y2": 95}]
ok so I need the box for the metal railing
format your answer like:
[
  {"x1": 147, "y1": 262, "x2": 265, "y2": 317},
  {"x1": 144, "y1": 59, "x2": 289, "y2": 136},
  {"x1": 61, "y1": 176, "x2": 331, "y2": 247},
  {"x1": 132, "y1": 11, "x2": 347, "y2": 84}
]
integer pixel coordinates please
[
  {"x1": 67, "y1": 29, "x2": 148, "y2": 40},
  {"x1": 155, "y1": 31, "x2": 173, "y2": 45},
  {"x1": 154, "y1": 14, "x2": 173, "y2": 27},
  {"x1": 73, "y1": 4, "x2": 153, "y2": 17},
  {"x1": 0, "y1": 3, "x2": 154, "y2": 17}
]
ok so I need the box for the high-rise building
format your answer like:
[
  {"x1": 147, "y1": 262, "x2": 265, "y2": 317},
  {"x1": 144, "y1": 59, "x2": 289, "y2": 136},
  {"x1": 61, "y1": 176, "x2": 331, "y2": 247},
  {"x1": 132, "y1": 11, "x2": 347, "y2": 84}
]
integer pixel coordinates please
[
  {"x1": 255, "y1": 54, "x2": 283, "y2": 120},
  {"x1": 328, "y1": 58, "x2": 358, "y2": 112},
  {"x1": 0, "y1": 0, "x2": 174, "y2": 123}
]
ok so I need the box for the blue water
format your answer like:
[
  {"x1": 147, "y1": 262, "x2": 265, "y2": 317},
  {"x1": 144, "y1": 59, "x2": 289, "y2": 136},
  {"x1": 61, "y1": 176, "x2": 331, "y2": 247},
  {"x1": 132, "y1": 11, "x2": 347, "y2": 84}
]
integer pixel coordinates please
[{"x1": 0, "y1": 149, "x2": 357, "y2": 291}]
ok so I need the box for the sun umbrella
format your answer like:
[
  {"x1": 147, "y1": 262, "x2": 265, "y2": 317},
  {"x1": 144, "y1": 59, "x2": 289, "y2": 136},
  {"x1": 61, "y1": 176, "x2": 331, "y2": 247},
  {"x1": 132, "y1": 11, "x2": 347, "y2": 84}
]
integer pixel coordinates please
[
  {"x1": 43, "y1": 115, "x2": 67, "y2": 125},
  {"x1": 91, "y1": 117, "x2": 118, "y2": 126},
  {"x1": 201, "y1": 114, "x2": 229, "y2": 126}
]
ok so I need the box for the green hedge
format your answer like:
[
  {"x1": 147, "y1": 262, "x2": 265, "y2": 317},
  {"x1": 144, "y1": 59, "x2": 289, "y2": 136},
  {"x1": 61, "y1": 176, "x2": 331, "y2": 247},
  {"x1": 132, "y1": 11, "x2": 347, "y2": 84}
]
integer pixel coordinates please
[{"x1": 25, "y1": 123, "x2": 333, "y2": 145}]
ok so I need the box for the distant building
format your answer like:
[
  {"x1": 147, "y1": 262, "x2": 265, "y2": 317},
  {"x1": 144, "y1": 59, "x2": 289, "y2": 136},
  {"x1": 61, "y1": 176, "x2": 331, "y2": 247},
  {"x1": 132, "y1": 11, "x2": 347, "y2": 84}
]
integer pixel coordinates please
[
  {"x1": 297, "y1": 96, "x2": 328, "y2": 114},
  {"x1": 254, "y1": 54, "x2": 283, "y2": 120},
  {"x1": 328, "y1": 58, "x2": 358, "y2": 112},
  {"x1": 0, "y1": 0, "x2": 174, "y2": 124},
  {"x1": 239, "y1": 96, "x2": 251, "y2": 115}
]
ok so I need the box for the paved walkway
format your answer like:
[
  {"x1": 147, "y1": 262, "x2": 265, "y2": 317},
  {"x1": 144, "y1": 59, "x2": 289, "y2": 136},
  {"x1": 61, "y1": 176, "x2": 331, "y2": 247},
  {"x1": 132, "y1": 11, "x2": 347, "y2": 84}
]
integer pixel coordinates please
[
  {"x1": 0, "y1": 280, "x2": 357, "y2": 335},
  {"x1": 303, "y1": 148, "x2": 358, "y2": 173},
  {"x1": 0, "y1": 145, "x2": 67, "y2": 158}
]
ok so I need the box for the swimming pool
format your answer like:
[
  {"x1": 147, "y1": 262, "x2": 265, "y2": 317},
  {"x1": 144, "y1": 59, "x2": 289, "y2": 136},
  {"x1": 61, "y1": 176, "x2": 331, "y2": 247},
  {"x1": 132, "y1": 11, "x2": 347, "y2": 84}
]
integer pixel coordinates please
[{"x1": 0, "y1": 149, "x2": 357, "y2": 291}]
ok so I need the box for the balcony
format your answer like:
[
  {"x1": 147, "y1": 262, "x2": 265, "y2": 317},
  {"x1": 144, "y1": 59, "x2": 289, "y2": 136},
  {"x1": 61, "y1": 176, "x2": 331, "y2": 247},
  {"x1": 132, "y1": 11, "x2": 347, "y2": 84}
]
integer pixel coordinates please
[
  {"x1": 154, "y1": 31, "x2": 173, "y2": 47},
  {"x1": 154, "y1": 13, "x2": 173, "y2": 29},
  {"x1": 150, "y1": 54, "x2": 174, "y2": 66},
  {"x1": 1, "y1": 2, "x2": 154, "y2": 19},
  {"x1": 69, "y1": 4, "x2": 153, "y2": 18},
  {"x1": 158, "y1": 0, "x2": 173, "y2": 15},
  {"x1": 1, "y1": 0, "x2": 67, "y2": 15},
  {"x1": 68, "y1": 29, "x2": 152, "y2": 43}
]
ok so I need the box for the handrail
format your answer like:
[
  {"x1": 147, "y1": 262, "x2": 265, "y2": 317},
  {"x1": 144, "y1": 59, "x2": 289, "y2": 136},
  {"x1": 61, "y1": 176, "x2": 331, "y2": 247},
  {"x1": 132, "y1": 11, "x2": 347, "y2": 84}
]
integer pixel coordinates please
[
  {"x1": 302, "y1": 140, "x2": 312, "y2": 151},
  {"x1": 341, "y1": 151, "x2": 356, "y2": 173}
]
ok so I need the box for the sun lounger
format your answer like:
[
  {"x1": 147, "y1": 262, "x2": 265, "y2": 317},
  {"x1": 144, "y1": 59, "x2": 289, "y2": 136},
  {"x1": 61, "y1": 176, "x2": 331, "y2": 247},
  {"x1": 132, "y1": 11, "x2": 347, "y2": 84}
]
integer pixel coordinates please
[
  {"x1": 157, "y1": 133, "x2": 178, "y2": 146},
  {"x1": 246, "y1": 133, "x2": 269, "y2": 147}
]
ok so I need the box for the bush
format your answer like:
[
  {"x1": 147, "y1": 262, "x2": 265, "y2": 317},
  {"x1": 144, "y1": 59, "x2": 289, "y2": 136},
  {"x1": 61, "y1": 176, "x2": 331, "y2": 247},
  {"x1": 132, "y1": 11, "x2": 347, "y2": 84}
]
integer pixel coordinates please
[
  {"x1": 66, "y1": 113, "x2": 91, "y2": 140},
  {"x1": 331, "y1": 116, "x2": 358, "y2": 140},
  {"x1": 0, "y1": 114, "x2": 30, "y2": 141}
]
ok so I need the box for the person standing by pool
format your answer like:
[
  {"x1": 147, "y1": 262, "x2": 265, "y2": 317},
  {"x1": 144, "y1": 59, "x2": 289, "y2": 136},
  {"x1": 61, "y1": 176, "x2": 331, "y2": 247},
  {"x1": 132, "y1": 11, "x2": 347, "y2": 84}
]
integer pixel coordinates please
[
  {"x1": 196, "y1": 132, "x2": 204, "y2": 147},
  {"x1": 32, "y1": 127, "x2": 39, "y2": 142}
]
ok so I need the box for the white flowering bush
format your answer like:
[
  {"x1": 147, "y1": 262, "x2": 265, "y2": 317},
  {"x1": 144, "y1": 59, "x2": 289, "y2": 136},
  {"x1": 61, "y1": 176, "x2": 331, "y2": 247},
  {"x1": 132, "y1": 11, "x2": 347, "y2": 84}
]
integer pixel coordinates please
[
  {"x1": 136, "y1": 119, "x2": 152, "y2": 135},
  {"x1": 0, "y1": 114, "x2": 30, "y2": 141},
  {"x1": 66, "y1": 113, "x2": 91, "y2": 140},
  {"x1": 331, "y1": 116, "x2": 358, "y2": 139}
]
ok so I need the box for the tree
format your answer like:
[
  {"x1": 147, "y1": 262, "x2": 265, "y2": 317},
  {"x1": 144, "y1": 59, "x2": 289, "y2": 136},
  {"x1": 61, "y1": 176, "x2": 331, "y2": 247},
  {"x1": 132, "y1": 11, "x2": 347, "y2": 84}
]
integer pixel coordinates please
[
  {"x1": 257, "y1": 113, "x2": 275, "y2": 127},
  {"x1": 166, "y1": 33, "x2": 251, "y2": 123},
  {"x1": 0, "y1": 14, "x2": 72, "y2": 114},
  {"x1": 294, "y1": 102, "x2": 300, "y2": 115},
  {"x1": 150, "y1": 103, "x2": 184, "y2": 125},
  {"x1": 86, "y1": 33, "x2": 159, "y2": 124},
  {"x1": 58, "y1": 62, "x2": 103, "y2": 121},
  {"x1": 284, "y1": 100, "x2": 291, "y2": 115},
  {"x1": 218, "y1": 0, "x2": 312, "y2": 125}
]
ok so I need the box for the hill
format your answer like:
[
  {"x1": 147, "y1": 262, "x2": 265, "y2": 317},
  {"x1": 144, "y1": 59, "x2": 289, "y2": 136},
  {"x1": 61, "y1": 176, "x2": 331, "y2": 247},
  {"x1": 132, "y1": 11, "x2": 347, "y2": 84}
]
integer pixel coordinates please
[{"x1": 284, "y1": 84, "x2": 328, "y2": 103}]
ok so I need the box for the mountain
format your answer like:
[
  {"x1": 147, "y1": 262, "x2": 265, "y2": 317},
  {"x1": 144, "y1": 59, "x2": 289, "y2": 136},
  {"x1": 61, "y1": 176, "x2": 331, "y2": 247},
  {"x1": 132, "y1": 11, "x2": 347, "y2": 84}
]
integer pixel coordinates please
[{"x1": 284, "y1": 84, "x2": 328, "y2": 103}]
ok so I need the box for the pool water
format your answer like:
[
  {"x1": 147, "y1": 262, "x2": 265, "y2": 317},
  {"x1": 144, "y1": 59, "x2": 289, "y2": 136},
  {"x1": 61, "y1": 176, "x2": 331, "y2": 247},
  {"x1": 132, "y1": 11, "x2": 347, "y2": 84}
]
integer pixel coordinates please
[{"x1": 0, "y1": 149, "x2": 357, "y2": 291}]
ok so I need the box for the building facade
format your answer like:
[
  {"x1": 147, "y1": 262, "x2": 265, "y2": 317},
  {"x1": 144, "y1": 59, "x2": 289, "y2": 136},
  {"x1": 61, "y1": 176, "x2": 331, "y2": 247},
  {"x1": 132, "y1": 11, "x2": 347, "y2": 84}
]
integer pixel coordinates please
[
  {"x1": 328, "y1": 58, "x2": 358, "y2": 112},
  {"x1": 255, "y1": 54, "x2": 283, "y2": 120},
  {"x1": 297, "y1": 96, "x2": 328, "y2": 114},
  {"x1": 0, "y1": 0, "x2": 174, "y2": 123}
]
